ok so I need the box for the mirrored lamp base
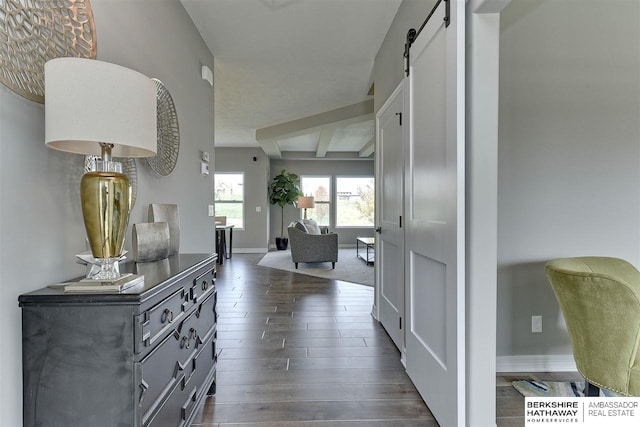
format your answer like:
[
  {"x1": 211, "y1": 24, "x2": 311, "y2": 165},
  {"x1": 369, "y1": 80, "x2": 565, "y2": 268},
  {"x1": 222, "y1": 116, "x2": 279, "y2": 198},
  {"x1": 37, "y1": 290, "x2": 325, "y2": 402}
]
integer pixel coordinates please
[{"x1": 80, "y1": 159, "x2": 132, "y2": 281}]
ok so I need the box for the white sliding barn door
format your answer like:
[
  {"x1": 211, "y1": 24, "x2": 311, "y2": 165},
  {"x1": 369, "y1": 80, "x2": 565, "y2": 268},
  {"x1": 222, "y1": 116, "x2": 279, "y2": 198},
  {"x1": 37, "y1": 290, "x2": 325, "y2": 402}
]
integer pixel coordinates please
[
  {"x1": 375, "y1": 83, "x2": 405, "y2": 352},
  {"x1": 404, "y1": 1, "x2": 465, "y2": 426}
]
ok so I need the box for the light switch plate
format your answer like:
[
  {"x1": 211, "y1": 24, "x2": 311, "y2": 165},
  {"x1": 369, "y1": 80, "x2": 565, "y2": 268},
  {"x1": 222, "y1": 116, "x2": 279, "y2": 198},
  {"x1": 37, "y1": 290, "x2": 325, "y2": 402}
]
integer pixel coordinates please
[{"x1": 531, "y1": 315, "x2": 542, "y2": 333}]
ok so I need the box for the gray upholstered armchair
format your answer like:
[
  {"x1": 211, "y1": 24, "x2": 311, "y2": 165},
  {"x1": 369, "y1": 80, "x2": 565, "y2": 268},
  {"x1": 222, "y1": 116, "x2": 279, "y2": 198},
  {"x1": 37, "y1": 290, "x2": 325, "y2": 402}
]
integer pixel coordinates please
[{"x1": 287, "y1": 220, "x2": 338, "y2": 269}]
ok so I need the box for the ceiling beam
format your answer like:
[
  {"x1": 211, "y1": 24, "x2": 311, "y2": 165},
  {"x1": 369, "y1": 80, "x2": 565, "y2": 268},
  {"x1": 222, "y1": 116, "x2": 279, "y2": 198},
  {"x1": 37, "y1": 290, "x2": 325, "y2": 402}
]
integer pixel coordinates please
[
  {"x1": 258, "y1": 139, "x2": 282, "y2": 158},
  {"x1": 280, "y1": 151, "x2": 371, "y2": 161},
  {"x1": 256, "y1": 99, "x2": 374, "y2": 142},
  {"x1": 358, "y1": 137, "x2": 375, "y2": 158},
  {"x1": 315, "y1": 128, "x2": 334, "y2": 158}
]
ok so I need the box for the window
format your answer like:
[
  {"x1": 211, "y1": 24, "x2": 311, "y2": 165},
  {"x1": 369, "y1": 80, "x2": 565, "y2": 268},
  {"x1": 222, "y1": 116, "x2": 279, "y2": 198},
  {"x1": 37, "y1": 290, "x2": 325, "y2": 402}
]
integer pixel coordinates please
[
  {"x1": 336, "y1": 177, "x2": 375, "y2": 227},
  {"x1": 300, "y1": 176, "x2": 331, "y2": 226},
  {"x1": 214, "y1": 173, "x2": 244, "y2": 228}
]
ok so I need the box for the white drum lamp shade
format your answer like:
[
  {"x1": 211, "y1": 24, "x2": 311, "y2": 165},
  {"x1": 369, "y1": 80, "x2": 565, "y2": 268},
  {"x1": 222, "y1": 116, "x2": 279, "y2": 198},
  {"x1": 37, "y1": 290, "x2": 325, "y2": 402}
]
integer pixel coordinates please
[{"x1": 44, "y1": 57, "x2": 157, "y2": 157}]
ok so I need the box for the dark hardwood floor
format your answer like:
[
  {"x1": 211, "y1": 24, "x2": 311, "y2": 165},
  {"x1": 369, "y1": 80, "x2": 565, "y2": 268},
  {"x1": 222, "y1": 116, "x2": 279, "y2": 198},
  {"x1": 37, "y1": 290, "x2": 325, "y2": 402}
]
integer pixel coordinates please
[
  {"x1": 192, "y1": 253, "x2": 579, "y2": 427},
  {"x1": 192, "y1": 253, "x2": 435, "y2": 426}
]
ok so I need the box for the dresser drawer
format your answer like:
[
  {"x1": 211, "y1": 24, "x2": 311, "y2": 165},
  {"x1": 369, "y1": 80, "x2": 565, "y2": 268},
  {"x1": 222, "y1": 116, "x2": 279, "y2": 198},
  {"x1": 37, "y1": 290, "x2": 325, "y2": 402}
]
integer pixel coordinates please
[
  {"x1": 142, "y1": 372, "x2": 186, "y2": 427},
  {"x1": 177, "y1": 290, "x2": 216, "y2": 358},
  {"x1": 187, "y1": 290, "x2": 217, "y2": 347},
  {"x1": 138, "y1": 291, "x2": 217, "y2": 423},
  {"x1": 185, "y1": 333, "x2": 216, "y2": 413},
  {"x1": 141, "y1": 333, "x2": 216, "y2": 427},
  {"x1": 183, "y1": 322, "x2": 216, "y2": 391},
  {"x1": 139, "y1": 331, "x2": 187, "y2": 425},
  {"x1": 188, "y1": 267, "x2": 215, "y2": 307},
  {"x1": 136, "y1": 287, "x2": 188, "y2": 353}
]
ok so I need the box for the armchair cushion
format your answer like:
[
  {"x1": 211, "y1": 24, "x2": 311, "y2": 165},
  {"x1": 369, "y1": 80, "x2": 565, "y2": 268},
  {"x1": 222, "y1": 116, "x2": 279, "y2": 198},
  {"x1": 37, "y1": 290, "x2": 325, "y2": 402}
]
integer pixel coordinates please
[
  {"x1": 289, "y1": 221, "x2": 307, "y2": 233},
  {"x1": 301, "y1": 219, "x2": 321, "y2": 235}
]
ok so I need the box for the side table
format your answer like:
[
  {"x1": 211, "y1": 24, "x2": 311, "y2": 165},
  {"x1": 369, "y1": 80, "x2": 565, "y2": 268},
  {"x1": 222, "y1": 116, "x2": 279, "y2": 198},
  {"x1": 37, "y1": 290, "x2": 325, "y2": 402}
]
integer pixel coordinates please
[{"x1": 356, "y1": 237, "x2": 375, "y2": 264}]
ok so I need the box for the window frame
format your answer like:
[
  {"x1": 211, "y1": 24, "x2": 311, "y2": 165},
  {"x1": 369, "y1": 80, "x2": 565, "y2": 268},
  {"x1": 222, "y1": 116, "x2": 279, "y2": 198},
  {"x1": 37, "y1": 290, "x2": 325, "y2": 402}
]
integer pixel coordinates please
[
  {"x1": 214, "y1": 172, "x2": 245, "y2": 230},
  {"x1": 300, "y1": 175, "x2": 331, "y2": 227},
  {"x1": 335, "y1": 175, "x2": 375, "y2": 228}
]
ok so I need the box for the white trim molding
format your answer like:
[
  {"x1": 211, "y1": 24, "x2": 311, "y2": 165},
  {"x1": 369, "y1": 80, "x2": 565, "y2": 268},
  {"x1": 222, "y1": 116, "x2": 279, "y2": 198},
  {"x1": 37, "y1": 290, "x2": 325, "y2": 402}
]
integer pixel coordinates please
[{"x1": 497, "y1": 355, "x2": 577, "y2": 373}]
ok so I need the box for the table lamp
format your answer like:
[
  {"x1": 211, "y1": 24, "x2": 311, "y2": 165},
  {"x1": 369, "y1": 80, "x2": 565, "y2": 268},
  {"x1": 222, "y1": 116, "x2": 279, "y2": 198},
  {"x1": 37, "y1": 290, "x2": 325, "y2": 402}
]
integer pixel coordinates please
[
  {"x1": 44, "y1": 58, "x2": 157, "y2": 280},
  {"x1": 297, "y1": 196, "x2": 315, "y2": 220}
]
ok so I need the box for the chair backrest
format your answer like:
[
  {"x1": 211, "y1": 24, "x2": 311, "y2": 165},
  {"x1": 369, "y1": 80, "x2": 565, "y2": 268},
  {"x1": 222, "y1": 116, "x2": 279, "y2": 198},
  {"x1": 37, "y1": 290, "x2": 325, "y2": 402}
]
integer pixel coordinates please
[
  {"x1": 545, "y1": 257, "x2": 640, "y2": 395},
  {"x1": 215, "y1": 216, "x2": 227, "y2": 225}
]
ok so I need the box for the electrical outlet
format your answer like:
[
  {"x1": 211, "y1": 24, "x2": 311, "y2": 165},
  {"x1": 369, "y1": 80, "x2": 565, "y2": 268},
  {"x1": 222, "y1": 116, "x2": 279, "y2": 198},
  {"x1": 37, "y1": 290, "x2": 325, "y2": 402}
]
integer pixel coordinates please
[{"x1": 531, "y1": 315, "x2": 542, "y2": 333}]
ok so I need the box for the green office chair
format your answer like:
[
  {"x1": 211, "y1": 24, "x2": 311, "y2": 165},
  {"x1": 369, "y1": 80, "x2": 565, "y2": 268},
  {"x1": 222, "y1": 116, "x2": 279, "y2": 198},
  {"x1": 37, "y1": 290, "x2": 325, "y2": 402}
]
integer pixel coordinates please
[{"x1": 545, "y1": 257, "x2": 640, "y2": 396}]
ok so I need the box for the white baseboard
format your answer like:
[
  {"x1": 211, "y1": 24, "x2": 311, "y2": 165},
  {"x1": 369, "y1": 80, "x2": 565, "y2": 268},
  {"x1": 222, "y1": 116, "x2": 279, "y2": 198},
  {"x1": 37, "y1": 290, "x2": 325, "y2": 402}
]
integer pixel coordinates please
[
  {"x1": 268, "y1": 244, "x2": 358, "y2": 249},
  {"x1": 497, "y1": 355, "x2": 577, "y2": 373},
  {"x1": 370, "y1": 304, "x2": 378, "y2": 320},
  {"x1": 232, "y1": 248, "x2": 268, "y2": 254}
]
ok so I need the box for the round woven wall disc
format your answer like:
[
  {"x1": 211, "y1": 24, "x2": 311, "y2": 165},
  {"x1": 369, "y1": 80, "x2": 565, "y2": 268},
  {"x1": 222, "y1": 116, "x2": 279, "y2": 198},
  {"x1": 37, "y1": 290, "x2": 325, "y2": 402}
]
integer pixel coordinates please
[
  {"x1": 145, "y1": 78, "x2": 180, "y2": 176},
  {"x1": 0, "y1": 0, "x2": 97, "y2": 103}
]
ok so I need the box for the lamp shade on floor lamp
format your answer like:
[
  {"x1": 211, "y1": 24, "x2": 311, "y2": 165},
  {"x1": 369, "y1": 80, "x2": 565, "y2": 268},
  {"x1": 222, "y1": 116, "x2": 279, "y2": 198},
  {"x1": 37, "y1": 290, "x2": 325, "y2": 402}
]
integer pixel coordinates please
[{"x1": 297, "y1": 196, "x2": 315, "y2": 220}]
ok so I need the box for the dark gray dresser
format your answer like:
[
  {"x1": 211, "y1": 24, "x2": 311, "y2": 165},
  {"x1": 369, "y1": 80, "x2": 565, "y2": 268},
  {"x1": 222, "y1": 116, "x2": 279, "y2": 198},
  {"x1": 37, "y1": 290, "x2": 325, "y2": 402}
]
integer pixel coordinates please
[{"x1": 19, "y1": 253, "x2": 217, "y2": 427}]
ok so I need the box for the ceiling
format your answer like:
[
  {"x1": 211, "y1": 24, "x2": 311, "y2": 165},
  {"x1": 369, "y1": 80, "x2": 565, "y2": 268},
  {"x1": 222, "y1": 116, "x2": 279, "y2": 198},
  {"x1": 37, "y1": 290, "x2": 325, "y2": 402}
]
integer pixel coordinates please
[{"x1": 180, "y1": 0, "x2": 402, "y2": 159}]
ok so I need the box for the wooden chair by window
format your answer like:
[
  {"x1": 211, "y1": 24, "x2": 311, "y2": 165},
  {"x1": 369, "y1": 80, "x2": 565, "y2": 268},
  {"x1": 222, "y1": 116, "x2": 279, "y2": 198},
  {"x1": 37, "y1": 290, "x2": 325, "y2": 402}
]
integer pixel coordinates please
[{"x1": 214, "y1": 216, "x2": 233, "y2": 265}]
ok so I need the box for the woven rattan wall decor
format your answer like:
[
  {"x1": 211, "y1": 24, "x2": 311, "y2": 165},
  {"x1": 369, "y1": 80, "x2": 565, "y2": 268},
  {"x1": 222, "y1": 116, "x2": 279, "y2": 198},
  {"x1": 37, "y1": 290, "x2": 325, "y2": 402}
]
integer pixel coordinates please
[
  {"x1": 0, "y1": 0, "x2": 97, "y2": 103},
  {"x1": 145, "y1": 78, "x2": 180, "y2": 176}
]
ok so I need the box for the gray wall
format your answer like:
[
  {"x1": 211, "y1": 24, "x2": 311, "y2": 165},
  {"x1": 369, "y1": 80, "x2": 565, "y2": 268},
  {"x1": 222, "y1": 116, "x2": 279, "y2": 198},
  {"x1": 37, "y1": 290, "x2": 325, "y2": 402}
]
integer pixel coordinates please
[
  {"x1": 92, "y1": 0, "x2": 216, "y2": 253},
  {"x1": 269, "y1": 159, "x2": 375, "y2": 246},
  {"x1": 497, "y1": 0, "x2": 640, "y2": 357},
  {"x1": 373, "y1": 0, "x2": 437, "y2": 114},
  {"x1": 0, "y1": 1, "x2": 214, "y2": 425},
  {"x1": 215, "y1": 147, "x2": 270, "y2": 252}
]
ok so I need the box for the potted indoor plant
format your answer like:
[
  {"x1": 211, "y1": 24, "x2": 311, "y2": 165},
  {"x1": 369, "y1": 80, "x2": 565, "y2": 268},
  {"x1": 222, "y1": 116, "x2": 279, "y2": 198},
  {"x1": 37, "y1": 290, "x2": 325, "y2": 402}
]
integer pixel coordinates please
[{"x1": 268, "y1": 169, "x2": 303, "y2": 250}]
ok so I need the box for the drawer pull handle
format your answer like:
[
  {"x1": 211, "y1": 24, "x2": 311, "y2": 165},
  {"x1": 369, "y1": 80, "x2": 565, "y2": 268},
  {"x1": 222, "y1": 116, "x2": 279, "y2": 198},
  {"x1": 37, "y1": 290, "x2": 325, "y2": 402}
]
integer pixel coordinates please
[
  {"x1": 162, "y1": 309, "x2": 174, "y2": 324},
  {"x1": 201, "y1": 280, "x2": 208, "y2": 291},
  {"x1": 181, "y1": 336, "x2": 190, "y2": 349},
  {"x1": 189, "y1": 327, "x2": 197, "y2": 339},
  {"x1": 181, "y1": 386, "x2": 198, "y2": 420}
]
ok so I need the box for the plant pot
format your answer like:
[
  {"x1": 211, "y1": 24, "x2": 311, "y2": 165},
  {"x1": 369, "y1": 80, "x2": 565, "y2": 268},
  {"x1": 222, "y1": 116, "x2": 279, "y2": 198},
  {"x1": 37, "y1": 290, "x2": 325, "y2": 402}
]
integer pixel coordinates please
[{"x1": 275, "y1": 237, "x2": 289, "y2": 250}]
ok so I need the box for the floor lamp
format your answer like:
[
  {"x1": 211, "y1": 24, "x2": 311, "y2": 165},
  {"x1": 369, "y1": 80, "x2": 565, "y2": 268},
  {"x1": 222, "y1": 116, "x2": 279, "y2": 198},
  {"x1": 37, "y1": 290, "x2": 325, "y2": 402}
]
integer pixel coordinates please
[{"x1": 298, "y1": 196, "x2": 315, "y2": 220}]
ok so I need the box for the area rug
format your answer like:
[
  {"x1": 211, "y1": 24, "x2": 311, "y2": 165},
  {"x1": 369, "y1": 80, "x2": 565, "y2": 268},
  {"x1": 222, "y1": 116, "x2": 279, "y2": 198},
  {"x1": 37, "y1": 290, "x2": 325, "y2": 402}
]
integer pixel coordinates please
[
  {"x1": 257, "y1": 248, "x2": 374, "y2": 286},
  {"x1": 513, "y1": 380, "x2": 620, "y2": 397}
]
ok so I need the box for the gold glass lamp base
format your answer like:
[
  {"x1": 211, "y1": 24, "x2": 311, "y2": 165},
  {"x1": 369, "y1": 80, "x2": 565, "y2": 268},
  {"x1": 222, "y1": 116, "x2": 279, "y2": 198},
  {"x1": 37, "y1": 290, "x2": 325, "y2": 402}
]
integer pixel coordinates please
[{"x1": 80, "y1": 170, "x2": 132, "y2": 280}]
